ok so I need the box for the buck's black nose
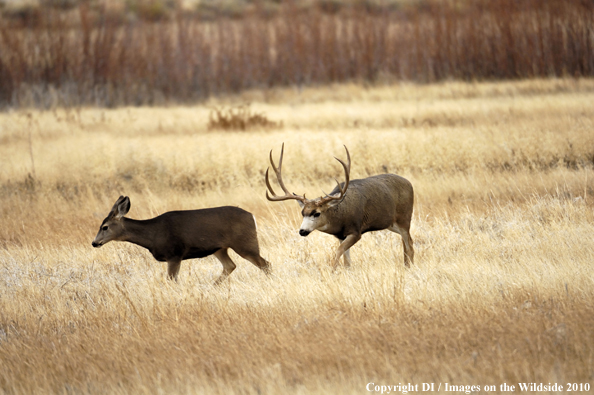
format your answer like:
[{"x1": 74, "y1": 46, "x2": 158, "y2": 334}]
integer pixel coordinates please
[
  {"x1": 299, "y1": 229, "x2": 310, "y2": 237},
  {"x1": 92, "y1": 241, "x2": 99, "y2": 248}
]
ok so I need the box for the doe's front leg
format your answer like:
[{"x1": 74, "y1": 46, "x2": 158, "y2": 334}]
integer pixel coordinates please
[
  {"x1": 167, "y1": 258, "x2": 182, "y2": 281},
  {"x1": 213, "y1": 249, "x2": 237, "y2": 285}
]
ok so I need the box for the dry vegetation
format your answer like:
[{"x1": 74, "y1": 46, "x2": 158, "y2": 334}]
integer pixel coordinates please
[
  {"x1": 1, "y1": 78, "x2": 594, "y2": 393},
  {"x1": 1, "y1": 0, "x2": 593, "y2": 108}
]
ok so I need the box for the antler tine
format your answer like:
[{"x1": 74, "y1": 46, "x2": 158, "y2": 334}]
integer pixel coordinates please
[
  {"x1": 334, "y1": 145, "x2": 351, "y2": 195},
  {"x1": 265, "y1": 143, "x2": 307, "y2": 202},
  {"x1": 265, "y1": 168, "x2": 278, "y2": 197},
  {"x1": 270, "y1": 143, "x2": 290, "y2": 195},
  {"x1": 319, "y1": 145, "x2": 352, "y2": 204},
  {"x1": 336, "y1": 145, "x2": 351, "y2": 193},
  {"x1": 321, "y1": 178, "x2": 341, "y2": 198}
]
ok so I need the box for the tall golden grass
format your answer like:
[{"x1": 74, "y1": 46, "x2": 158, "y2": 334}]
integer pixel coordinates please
[{"x1": 1, "y1": 78, "x2": 593, "y2": 393}]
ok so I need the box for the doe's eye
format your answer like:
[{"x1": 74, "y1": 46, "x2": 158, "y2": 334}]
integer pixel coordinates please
[
  {"x1": 101, "y1": 225, "x2": 108, "y2": 231},
  {"x1": 313, "y1": 212, "x2": 321, "y2": 218}
]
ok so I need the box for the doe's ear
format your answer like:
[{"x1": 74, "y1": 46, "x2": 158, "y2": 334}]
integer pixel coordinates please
[
  {"x1": 108, "y1": 195, "x2": 131, "y2": 219},
  {"x1": 115, "y1": 196, "x2": 131, "y2": 219}
]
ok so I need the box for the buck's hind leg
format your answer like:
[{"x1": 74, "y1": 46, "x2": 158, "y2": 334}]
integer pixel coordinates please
[
  {"x1": 213, "y1": 248, "x2": 237, "y2": 285},
  {"x1": 401, "y1": 229, "x2": 414, "y2": 267},
  {"x1": 388, "y1": 224, "x2": 414, "y2": 268}
]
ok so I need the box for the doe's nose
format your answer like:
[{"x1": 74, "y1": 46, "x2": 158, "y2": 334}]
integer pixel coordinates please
[
  {"x1": 92, "y1": 241, "x2": 99, "y2": 248},
  {"x1": 299, "y1": 229, "x2": 310, "y2": 237}
]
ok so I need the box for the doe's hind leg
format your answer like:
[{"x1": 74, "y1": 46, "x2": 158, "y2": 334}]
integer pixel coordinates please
[
  {"x1": 232, "y1": 238, "x2": 271, "y2": 275},
  {"x1": 243, "y1": 255, "x2": 271, "y2": 275},
  {"x1": 235, "y1": 248, "x2": 271, "y2": 275}
]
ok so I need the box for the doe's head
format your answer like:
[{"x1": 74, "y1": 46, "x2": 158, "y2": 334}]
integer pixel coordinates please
[{"x1": 92, "y1": 196, "x2": 131, "y2": 248}]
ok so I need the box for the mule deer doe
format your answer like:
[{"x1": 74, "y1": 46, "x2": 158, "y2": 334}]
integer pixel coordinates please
[
  {"x1": 265, "y1": 144, "x2": 414, "y2": 268},
  {"x1": 92, "y1": 196, "x2": 271, "y2": 284}
]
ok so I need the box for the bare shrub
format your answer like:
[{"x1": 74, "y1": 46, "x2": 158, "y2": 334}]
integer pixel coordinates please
[
  {"x1": 0, "y1": 0, "x2": 593, "y2": 108},
  {"x1": 207, "y1": 104, "x2": 282, "y2": 131}
]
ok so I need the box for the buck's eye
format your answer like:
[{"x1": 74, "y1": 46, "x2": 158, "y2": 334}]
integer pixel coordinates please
[
  {"x1": 102, "y1": 225, "x2": 108, "y2": 231},
  {"x1": 313, "y1": 212, "x2": 321, "y2": 218}
]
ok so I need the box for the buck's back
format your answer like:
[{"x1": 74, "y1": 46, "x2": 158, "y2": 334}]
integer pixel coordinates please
[{"x1": 331, "y1": 174, "x2": 414, "y2": 231}]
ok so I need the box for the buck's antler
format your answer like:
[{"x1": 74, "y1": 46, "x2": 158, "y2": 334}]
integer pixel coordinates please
[
  {"x1": 318, "y1": 145, "x2": 351, "y2": 205},
  {"x1": 265, "y1": 143, "x2": 308, "y2": 203}
]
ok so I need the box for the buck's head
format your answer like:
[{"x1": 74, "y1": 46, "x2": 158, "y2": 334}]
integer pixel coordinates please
[
  {"x1": 265, "y1": 143, "x2": 350, "y2": 237},
  {"x1": 296, "y1": 195, "x2": 346, "y2": 236},
  {"x1": 92, "y1": 196, "x2": 131, "y2": 248}
]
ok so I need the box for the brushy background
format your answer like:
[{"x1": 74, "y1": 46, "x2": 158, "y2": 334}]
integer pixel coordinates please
[{"x1": 1, "y1": 0, "x2": 594, "y2": 108}]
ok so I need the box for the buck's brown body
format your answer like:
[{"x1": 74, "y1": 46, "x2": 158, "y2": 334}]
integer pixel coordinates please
[
  {"x1": 92, "y1": 197, "x2": 270, "y2": 284},
  {"x1": 265, "y1": 144, "x2": 414, "y2": 268},
  {"x1": 317, "y1": 174, "x2": 413, "y2": 239}
]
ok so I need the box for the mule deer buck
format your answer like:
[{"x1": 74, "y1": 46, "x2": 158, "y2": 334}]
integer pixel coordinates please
[
  {"x1": 92, "y1": 196, "x2": 271, "y2": 284},
  {"x1": 265, "y1": 144, "x2": 414, "y2": 268}
]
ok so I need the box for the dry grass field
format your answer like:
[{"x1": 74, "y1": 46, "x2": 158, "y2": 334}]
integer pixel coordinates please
[{"x1": 1, "y1": 78, "x2": 594, "y2": 394}]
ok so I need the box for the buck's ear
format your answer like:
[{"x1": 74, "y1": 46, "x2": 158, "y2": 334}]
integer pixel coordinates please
[
  {"x1": 115, "y1": 196, "x2": 131, "y2": 219},
  {"x1": 296, "y1": 200, "x2": 305, "y2": 209},
  {"x1": 326, "y1": 197, "x2": 345, "y2": 208}
]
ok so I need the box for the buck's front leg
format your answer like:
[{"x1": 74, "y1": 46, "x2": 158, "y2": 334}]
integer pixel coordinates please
[
  {"x1": 334, "y1": 234, "x2": 361, "y2": 269},
  {"x1": 343, "y1": 249, "x2": 352, "y2": 267}
]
